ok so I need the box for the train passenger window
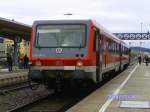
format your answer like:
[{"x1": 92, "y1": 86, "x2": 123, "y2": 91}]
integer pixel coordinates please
[
  {"x1": 117, "y1": 44, "x2": 119, "y2": 54},
  {"x1": 112, "y1": 42, "x2": 114, "y2": 52},
  {"x1": 108, "y1": 40, "x2": 114, "y2": 52},
  {"x1": 109, "y1": 41, "x2": 111, "y2": 52},
  {"x1": 115, "y1": 43, "x2": 117, "y2": 54},
  {"x1": 113, "y1": 41, "x2": 115, "y2": 53},
  {"x1": 102, "y1": 36, "x2": 105, "y2": 51}
]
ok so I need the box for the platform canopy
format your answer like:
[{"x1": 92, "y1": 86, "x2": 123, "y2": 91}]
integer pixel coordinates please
[{"x1": 0, "y1": 17, "x2": 31, "y2": 41}]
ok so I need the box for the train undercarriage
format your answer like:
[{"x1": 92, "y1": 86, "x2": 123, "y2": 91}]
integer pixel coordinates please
[{"x1": 28, "y1": 62, "x2": 129, "y2": 93}]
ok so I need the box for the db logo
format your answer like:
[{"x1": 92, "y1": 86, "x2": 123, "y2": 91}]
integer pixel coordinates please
[{"x1": 56, "y1": 48, "x2": 63, "y2": 54}]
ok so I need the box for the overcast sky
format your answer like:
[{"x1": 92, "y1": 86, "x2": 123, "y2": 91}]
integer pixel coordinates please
[{"x1": 1, "y1": 0, "x2": 150, "y2": 48}]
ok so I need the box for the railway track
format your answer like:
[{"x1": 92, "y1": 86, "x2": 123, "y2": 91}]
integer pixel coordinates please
[
  {"x1": 0, "y1": 83, "x2": 50, "y2": 112},
  {"x1": 7, "y1": 85, "x2": 96, "y2": 112}
]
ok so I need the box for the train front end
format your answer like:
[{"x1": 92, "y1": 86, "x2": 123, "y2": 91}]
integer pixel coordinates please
[{"x1": 28, "y1": 19, "x2": 96, "y2": 88}]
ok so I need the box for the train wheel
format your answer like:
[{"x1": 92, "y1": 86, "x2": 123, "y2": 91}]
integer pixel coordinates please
[
  {"x1": 102, "y1": 74, "x2": 107, "y2": 81},
  {"x1": 102, "y1": 72, "x2": 110, "y2": 82}
]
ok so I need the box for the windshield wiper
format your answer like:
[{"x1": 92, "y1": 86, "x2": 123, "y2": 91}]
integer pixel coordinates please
[{"x1": 79, "y1": 38, "x2": 84, "y2": 49}]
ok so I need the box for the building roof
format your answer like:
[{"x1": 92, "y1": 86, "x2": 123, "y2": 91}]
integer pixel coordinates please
[{"x1": 0, "y1": 17, "x2": 31, "y2": 41}]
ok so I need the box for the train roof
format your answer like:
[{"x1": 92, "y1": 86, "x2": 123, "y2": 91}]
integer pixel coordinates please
[
  {"x1": 34, "y1": 15, "x2": 91, "y2": 23},
  {"x1": 92, "y1": 20, "x2": 129, "y2": 48}
]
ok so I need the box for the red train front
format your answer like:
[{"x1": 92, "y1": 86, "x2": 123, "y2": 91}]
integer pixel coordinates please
[{"x1": 28, "y1": 16, "x2": 130, "y2": 90}]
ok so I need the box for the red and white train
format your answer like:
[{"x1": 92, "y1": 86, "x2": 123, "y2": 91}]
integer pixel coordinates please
[{"x1": 28, "y1": 15, "x2": 130, "y2": 89}]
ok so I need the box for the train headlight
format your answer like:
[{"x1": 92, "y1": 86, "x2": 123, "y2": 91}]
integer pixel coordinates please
[
  {"x1": 35, "y1": 61, "x2": 42, "y2": 66},
  {"x1": 77, "y1": 61, "x2": 83, "y2": 66}
]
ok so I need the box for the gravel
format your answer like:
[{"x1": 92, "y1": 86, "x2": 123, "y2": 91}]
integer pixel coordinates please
[{"x1": 0, "y1": 85, "x2": 51, "y2": 112}]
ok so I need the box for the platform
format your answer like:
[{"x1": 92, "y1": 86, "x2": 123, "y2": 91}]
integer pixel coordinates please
[
  {"x1": 0, "y1": 69, "x2": 28, "y2": 87},
  {"x1": 67, "y1": 63, "x2": 150, "y2": 112}
]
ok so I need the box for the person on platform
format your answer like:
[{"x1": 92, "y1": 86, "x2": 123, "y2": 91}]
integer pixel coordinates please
[
  {"x1": 138, "y1": 55, "x2": 142, "y2": 65},
  {"x1": 7, "y1": 53, "x2": 13, "y2": 71},
  {"x1": 145, "y1": 55, "x2": 149, "y2": 66},
  {"x1": 18, "y1": 53, "x2": 24, "y2": 69},
  {"x1": 23, "y1": 54, "x2": 29, "y2": 69}
]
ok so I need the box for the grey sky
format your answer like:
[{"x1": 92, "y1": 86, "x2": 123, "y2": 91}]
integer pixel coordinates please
[{"x1": 0, "y1": 0, "x2": 150, "y2": 48}]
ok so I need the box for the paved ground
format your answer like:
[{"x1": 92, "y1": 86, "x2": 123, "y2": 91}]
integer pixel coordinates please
[
  {"x1": 67, "y1": 63, "x2": 150, "y2": 112},
  {"x1": 0, "y1": 68, "x2": 28, "y2": 74}
]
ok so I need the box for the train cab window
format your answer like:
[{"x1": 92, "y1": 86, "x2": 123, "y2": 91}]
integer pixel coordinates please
[{"x1": 35, "y1": 24, "x2": 86, "y2": 48}]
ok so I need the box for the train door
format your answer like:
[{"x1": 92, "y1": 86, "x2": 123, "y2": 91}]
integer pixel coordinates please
[
  {"x1": 99, "y1": 34, "x2": 103, "y2": 81},
  {"x1": 94, "y1": 28, "x2": 102, "y2": 82}
]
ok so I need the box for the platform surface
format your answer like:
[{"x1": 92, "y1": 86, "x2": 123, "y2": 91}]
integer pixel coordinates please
[
  {"x1": 0, "y1": 69, "x2": 28, "y2": 87},
  {"x1": 67, "y1": 63, "x2": 150, "y2": 112},
  {"x1": 0, "y1": 69, "x2": 27, "y2": 75}
]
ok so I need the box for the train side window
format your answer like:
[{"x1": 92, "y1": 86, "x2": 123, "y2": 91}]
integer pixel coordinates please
[
  {"x1": 125, "y1": 48, "x2": 128, "y2": 54},
  {"x1": 109, "y1": 40, "x2": 112, "y2": 52},
  {"x1": 108, "y1": 39, "x2": 111, "y2": 52},
  {"x1": 115, "y1": 43, "x2": 117, "y2": 54},
  {"x1": 112, "y1": 42, "x2": 114, "y2": 53},
  {"x1": 110, "y1": 40, "x2": 114, "y2": 53},
  {"x1": 117, "y1": 44, "x2": 119, "y2": 54},
  {"x1": 112, "y1": 41, "x2": 114, "y2": 53},
  {"x1": 113, "y1": 41, "x2": 115, "y2": 53},
  {"x1": 123, "y1": 47, "x2": 125, "y2": 54}
]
